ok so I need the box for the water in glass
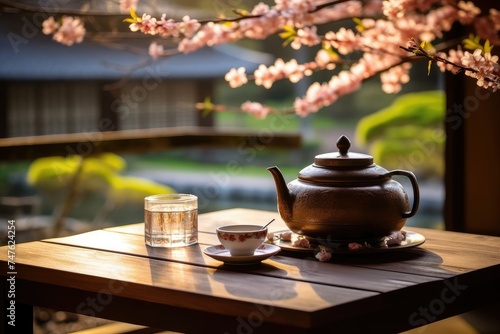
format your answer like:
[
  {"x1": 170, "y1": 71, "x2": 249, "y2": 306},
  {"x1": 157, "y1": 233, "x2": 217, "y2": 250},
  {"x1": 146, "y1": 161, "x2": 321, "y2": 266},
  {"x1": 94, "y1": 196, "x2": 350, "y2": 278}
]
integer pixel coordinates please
[{"x1": 144, "y1": 194, "x2": 198, "y2": 247}]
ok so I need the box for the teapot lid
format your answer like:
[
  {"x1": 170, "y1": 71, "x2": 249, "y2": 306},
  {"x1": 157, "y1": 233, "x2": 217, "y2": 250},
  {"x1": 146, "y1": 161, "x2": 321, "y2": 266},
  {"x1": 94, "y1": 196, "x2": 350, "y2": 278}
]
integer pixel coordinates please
[{"x1": 314, "y1": 135, "x2": 373, "y2": 167}]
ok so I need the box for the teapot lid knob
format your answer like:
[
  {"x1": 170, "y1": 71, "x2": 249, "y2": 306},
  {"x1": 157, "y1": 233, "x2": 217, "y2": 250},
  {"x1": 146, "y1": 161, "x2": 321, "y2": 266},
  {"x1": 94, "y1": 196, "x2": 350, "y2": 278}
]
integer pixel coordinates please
[
  {"x1": 314, "y1": 135, "x2": 373, "y2": 167},
  {"x1": 337, "y1": 135, "x2": 350, "y2": 156}
]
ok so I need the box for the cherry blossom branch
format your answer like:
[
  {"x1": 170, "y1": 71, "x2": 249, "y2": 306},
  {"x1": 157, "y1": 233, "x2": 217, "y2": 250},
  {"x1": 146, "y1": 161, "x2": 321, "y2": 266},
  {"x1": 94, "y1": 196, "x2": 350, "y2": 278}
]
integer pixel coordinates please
[
  {"x1": 33, "y1": 0, "x2": 500, "y2": 118},
  {"x1": 401, "y1": 44, "x2": 470, "y2": 73},
  {"x1": 401, "y1": 38, "x2": 500, "y2": 88}
]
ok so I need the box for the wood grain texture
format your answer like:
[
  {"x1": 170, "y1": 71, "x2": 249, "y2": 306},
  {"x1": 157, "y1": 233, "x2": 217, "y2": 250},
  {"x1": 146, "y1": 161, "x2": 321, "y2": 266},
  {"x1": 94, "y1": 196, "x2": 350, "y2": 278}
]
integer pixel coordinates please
[
  {"x1": 1, "y1": 208, "x2": 500, "y2": 333},
  {"x1": 4, "y1": 241, "x2": 379, "y2": 329},
  {"x1": 44, "y1": 229, "x2": 439, "y2": 293},
  {"x1": 105, "y1": 208, "x2": 500, "y2": 277}
]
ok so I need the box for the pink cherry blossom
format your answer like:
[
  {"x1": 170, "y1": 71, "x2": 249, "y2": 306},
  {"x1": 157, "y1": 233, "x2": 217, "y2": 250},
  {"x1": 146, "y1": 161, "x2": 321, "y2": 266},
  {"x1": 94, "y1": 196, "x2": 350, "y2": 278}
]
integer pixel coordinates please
[
  {"x1": 275, "y1": 0, "x2": 316, "y2": 27},
  {"x1": 243, "y1": 4, "x2": 282, "y2": 39},
  {"x1": 385, "y1": 231, "x2": 406, "y2": 246},
  {"x1": 383, "y1": 0, "x2": 439, "y2": 19},
  {"x1": 119, "y1": 0, "x2": 138, "y2": 14},
  {"x1": 457, "y1": 1, "x2": 481, "y2": 25},
  {"x1": 313, "y1": 1, "x2": 364, "y2": 25},
  {"x1": 129, "y1": 13, "x2": 157, "y2": 35},
  {"x1": 348, "y1": 242, "x2": 364, "y2": 251},
  {"x1": 436, "y1": 48, "x2": 466, "y2": 73},
  {"x1": 275, "y1": 0, "x2": 316, "y2": 13},
  {"x1": 52, "y1": 16, "x2": 86, "y2": 46},
  {"x1": 292, "y1": 237, "x2": 311, "y2": 248},
  {"x1": 252, "y1": 2, "x2": 271, "y2": 15},
  {"x1": 491, "y1": 9, "x2": 500, "y2": 31},
  {"x1": 293, "y1": 71, "x2": 364, "y2": 117},
  {"x1": 254, "y1": 64, "x2": 276, "y2": 89},
  {"x1": 483, "y1": 53, "x2": 500, "y2": 69},
  {"x1": 42, "y1": 16, "x2": 59, "y2": 35},
  {"x1": 315, "y1": 249, "x2": 332, "y2": 262},
  {"x1": 461, "y1": 49, "x2": 485, "y2": 69},
  {"x1": 241, "y1": 101, "x2": 272, "y2": 119},
  {"x1": 291, "y1": 26, "x2": 321, "y2": 50},
  {"x1": 156, "y1": 15, "x2": 180, "y2": 38},
  {"x1": 314, "y1": 49, "x2": 337, "y2": 71},
  {"x1": 224, "y1": 67, "x2": 248, "y2": 88},
  {"x1": 148, "y1": 42, "x2": 163, "y2": 59},
  {"x1": 250, "y1": 57, "x2": 315, "y2": 92},
  {"x1": 474, "y1": 16, "x2": 500, "y2": 46},
  {"x1": 123, "y1": 0, "x2": 500, "y2": 118},
  {"x1": 279, "y1": 231, "x2": 292, "y2": 241},
  {"x1": 293, "y1": 97, "x2": 312, "y2": 117},
  {"x1": 330, "y1": 70, "x2": 363, "y2": 97},
  {"x1": 179, "y1": 16, "x2": 201, "y2": 38},
  {"x1": 286, "y1": 59, "x2": 308, "y2": 83},
  {"x1": 324, "y1": 27, "x2": 360, "y2": 55},
  {"x1": 178, "y1": 21, "x2": 238, "y2": 53},
  {"x1": 380, "y1": 63, "x2": 412, "y2": 94},
  {"x1": 461, "y1": 50, "x2": 500, "y2": 90}
]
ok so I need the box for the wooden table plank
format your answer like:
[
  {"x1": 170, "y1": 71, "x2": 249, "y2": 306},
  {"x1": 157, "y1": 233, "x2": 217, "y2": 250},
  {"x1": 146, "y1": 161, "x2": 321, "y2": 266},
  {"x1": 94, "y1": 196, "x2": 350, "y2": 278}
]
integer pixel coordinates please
[
  {"x1": 43, "y1": 229, "x2": 440, "y2": 295},
  {"x1": 328, "y1": 227, "x2": 500, "y2": 281},
  {"x1": 105, "y1": 208, "x2": 500, "y2": 279},
  {"x1": 42, "y1": 225, "x2": 500, "y2": 321},
  {"x1": 1, "y1": 241, "x2": 379, "y2": 330},
  {"x1": 2, "y1": 208, "x2": 500, "y2": 333},
  {"x1": 27, "y1": 228, "x2": 500, "y2": 333}
]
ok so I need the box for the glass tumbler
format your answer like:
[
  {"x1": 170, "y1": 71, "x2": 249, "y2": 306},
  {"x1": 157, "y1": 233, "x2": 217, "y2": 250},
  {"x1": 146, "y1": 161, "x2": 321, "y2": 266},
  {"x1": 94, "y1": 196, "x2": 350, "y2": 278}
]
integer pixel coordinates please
[{"x1": 144, "y1": 194, "x2": 198, "y2": 247}]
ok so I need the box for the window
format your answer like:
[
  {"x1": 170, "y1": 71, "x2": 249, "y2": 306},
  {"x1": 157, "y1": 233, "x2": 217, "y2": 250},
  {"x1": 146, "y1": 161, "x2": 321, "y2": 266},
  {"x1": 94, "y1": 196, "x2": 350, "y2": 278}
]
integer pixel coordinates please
[
  {"x1": 8, "y1": 82, "x2": 99, "y2": 137},
  {"x1": 119, "y1": 80, "x2": 197, "y2": 130}
]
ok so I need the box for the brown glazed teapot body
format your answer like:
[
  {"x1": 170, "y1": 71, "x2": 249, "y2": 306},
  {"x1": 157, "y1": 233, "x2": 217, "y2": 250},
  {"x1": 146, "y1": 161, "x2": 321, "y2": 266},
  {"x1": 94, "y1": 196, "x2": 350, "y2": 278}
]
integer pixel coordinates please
[{"x1": 268, "y1": 135, "x2": 420, "y2": 241}]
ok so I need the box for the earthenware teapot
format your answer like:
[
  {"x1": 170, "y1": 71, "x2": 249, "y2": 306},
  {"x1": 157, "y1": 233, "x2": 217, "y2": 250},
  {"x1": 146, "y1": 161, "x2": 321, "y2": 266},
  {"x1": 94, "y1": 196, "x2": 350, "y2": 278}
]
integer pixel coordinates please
[{"x1": 268, "y1": 135, "x2": 419, "y2": 242}]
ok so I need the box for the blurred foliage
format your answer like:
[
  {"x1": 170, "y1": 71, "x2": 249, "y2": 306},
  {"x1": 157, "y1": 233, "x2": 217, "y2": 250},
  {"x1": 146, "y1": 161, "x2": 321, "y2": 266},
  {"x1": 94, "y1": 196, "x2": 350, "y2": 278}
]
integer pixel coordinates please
[
  {"x1": 27, "y1": 153, "x2": 124, "y2": 194},
  {"x1": 107, "y1": 175, "x2": 176, "y2": 204},
  {"x1": 355, "y1": 91, "x2": 445, "y2": 178},
  {"x1": 27, "y1": 153, "x2": 175, "y2": 224}
]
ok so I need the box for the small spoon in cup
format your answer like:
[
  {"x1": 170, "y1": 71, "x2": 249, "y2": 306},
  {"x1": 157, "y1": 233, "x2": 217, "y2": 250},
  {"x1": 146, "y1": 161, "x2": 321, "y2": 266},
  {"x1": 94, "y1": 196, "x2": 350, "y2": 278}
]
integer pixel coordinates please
[{"x1": 262, "y1": 218, "x2": 275, "y2": 230}]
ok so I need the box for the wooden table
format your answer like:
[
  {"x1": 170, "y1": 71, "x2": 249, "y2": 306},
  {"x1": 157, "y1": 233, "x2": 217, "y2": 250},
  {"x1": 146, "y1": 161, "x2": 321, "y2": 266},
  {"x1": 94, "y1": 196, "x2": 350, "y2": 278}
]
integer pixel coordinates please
[{"x1": 1, "y1": 208, "x2": 500, "y2": 333}]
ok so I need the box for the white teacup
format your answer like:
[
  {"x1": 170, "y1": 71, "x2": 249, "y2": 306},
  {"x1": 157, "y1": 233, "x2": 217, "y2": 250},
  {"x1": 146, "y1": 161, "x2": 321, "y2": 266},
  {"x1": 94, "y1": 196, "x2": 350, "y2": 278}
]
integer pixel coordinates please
[{"x1": 216, "y1": 225, "x2": 268, "y2": 256}]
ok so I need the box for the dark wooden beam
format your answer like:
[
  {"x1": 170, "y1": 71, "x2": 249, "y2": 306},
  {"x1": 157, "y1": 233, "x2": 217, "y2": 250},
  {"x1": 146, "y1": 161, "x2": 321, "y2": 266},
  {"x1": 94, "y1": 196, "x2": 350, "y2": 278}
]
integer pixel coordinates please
[
  {"x1": 0, "y1": 82, "x2": 6, "y2": 138},
  {"x1": 444, "y1": 0, "x2": 500, "y2": 236},
  {"x1": 0, "y1": 127, "x2": 301, "y2": 161},
  {"x1": 444, "y1": 68, "x2": 466, "y2": 232}
]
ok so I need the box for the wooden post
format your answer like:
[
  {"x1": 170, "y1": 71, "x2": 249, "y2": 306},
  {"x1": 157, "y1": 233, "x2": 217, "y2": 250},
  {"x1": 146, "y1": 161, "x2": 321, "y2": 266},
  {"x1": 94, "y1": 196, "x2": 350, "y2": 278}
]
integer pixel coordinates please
[
  {"x1": 444, "y1": 0, "x2": 500, "y2": 235},
  {"x1": 0, "y1": 82, "x2": 7, "y2": 138}
]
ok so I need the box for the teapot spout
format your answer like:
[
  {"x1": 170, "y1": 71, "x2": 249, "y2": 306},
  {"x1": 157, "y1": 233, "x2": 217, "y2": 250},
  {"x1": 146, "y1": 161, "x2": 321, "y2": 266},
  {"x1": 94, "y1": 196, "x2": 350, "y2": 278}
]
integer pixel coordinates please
[{"x1": 267, "y1": 166, "x2": 293, "y2": 222}]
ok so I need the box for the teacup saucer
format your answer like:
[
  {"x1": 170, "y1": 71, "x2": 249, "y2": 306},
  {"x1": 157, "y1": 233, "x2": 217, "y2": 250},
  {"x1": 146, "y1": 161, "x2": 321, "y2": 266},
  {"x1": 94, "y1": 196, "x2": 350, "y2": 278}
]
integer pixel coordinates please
[{"x1": 203, "y1": 244, "x2": 281, "y2": 265}]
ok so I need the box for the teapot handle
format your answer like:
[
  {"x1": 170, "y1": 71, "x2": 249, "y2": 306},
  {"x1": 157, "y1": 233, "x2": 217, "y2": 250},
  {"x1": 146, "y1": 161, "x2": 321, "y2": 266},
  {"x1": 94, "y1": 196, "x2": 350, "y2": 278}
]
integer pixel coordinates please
[{"x1": 386, "y1": 170, "x2": 420, "y2": 218}]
